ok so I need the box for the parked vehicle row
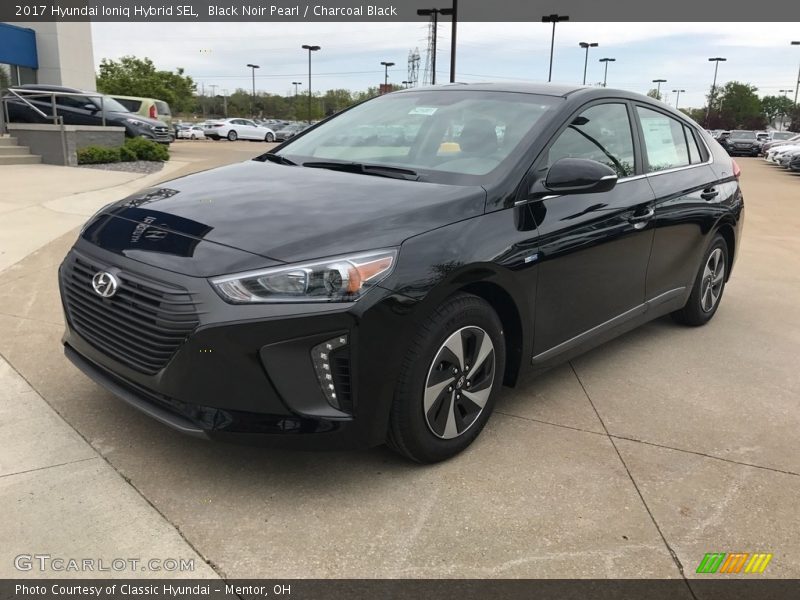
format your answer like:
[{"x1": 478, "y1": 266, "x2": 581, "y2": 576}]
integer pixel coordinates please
[
  {"x1": 764, "y1": 138, "x2": 800, "y2": 171},
  {"x1": 713, "y1": 129, "x2": 798, "y2": 157},
  {"x1": 2, "y1": 84, "x2": 172, "y2": 144}
]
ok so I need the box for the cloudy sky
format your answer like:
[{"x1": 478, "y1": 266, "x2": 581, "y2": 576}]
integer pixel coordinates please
[{"x1": 91, "y1": 22, "x2": 800, "y2": 109}]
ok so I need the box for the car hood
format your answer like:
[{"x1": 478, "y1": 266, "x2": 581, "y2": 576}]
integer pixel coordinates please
[
  {"x1": 107, "y1": 111, "x2": 167, "y2": 128},
  {"x1": 98, "y1": 160, "x2": 487, "y2": 265}
]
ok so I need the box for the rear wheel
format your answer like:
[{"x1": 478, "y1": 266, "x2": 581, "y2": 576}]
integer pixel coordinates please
[
  {"x1": 190, "y1": 134, "x2": 196, "y2": 140},
  {"x1": 227, "y1": 130, "x2": 238, "y2": 141},
  {"x1": 388, "y1": 293, "x2": 505, "y2": 463},
  {"x1": 672, "y1": 234, "x2": 728, "y2": 326}
]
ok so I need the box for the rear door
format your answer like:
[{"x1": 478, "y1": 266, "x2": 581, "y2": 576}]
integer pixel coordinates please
[
  {"x1": 530, "y1": 101, "x2": 656, "y2": 359},
  {"x1": 633, "y1": 105, "x2": 725, "y2": 300}
]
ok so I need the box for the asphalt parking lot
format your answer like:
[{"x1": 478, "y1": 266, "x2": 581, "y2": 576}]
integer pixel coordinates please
[{"x1": 1, "y1": 147, "x2": 798, "y2": 582}]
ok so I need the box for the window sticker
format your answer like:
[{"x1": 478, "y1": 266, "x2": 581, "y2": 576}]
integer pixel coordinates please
[{"x1": 409, "y1": 106, "x2": 438, "y2": 116}]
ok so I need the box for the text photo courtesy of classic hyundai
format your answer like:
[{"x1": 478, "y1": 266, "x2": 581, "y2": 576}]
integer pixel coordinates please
[{"x1": 59, "y1": 83, "x2": 743, "y2": 463}]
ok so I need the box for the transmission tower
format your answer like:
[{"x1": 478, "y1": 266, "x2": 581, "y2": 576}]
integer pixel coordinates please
[
  {"x1": 408, "y1": 48, "x2": 420, "y2": 87},
  {"x1": 422, "y1": 18, "x2": 435, "y2": 85}
]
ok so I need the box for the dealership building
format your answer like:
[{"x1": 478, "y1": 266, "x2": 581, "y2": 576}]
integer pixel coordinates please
[{"x1": 0, "y1": 22, "x2": 95, "y2": 91}]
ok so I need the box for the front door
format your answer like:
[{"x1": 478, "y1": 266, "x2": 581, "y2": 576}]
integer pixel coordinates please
[{"x1": 529, "y1": 101, "x2": 656, "y2": 359}]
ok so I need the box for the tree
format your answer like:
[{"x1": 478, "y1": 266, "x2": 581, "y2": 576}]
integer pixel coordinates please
[
  {"x1": 680, "y1": 107, "x2": 706, "y2": 125},
  {"x1": 761, "y1": 95, "x2": 795, "y2": 127},
  {"x1": 712, "y1": 82, "x2": 765, "y2": 130},
  {"x1": 0, "y1": 65, "x2": 10, "y2": 92},
  {"x1": 646, "y1": 88, "x2": 662, "y2": 101},
  {"x1": 96, "y1": 56, "x2": 196, "y2": 112}
]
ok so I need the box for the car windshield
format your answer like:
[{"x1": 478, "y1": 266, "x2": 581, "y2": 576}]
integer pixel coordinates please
[
  {"x1": 94, "y1": 96, "x2": 131, "y2": 113},
  {"x1": 773, "y1": 132, "x2": 796, "y2": 140},
  {"x1": 729, "y1": 131, "x2": 755, "y2": 139},
  {"x1": 276, "y1": 90, "x2": 561, "y2": 183}
]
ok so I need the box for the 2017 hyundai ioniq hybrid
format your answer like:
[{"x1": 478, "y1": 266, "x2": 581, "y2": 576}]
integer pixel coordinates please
[{"x1": 59, "y1": 83, "x2": 743, "y2": 462}]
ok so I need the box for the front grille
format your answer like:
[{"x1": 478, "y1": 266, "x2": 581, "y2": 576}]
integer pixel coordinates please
[
  {"x1": 61, "y1": 253, "x2": 199, "y2": 375},
  {"x1": 153, "y1": 126, "x2": 169, "y2": 134}
]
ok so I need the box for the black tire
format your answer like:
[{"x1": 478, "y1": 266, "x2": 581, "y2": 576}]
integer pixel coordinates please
[
  {"x1": 190, "y1": 134, "x2": 196, "y2": 140},
  {"x1": 227, "y1": 130, "x2": 238, "y2": 141},
  {"x1": 265, "y1": 132, "x2": 275, "y2": 142},
  {"x1": 672, "y1": 234, "x2": 729, "y2": 326},
  {"x1": 388, "y1": 293, "x2": 506, "y2": 463}
]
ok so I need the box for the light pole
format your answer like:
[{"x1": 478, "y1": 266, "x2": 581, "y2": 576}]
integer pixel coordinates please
[
  {"x1": 221, "y1": 89, "x2": 228, "y2": 118},
  {"x1": 291, "y1": 81, "x2": 302, "y2": 119},
  {"x1": 792, "y1": 41, "x2": 800, "y2": 107},
  {"x1": 779, "y1": 89, "x2": 793, "y2": 130},
  {"x1": 705, "y1": 57, "x2": 726, "y2": 127},
  {"x1": 417, "y1": 8, "x2": 444, "y2": 85},
  {"x1": 579, "y1": 42, "x2": 598, "y2": 85},
  {"x1": 599, "y1": 57, "x2": 615, "y2": 87},
  {"x1": 445, "y1": 1, "x2": 457, "y2": 83},
  {"x1": 381, "y1": 61, "x2": 395, "y2": 88},
  {"x1": 542, "y1": 14, "x2": 569, "y2": 83},
  {"x1": 246, "y1": 64, "x2": 259, "y2": 118},
  {"x1": 301, "y1": 45, "x2": 320, "y2": 122},
  {"x1": 672, "y1": 89, "x2": 685, "y2": 110},
  {"x1": 652, "y1": 79, "x2": 667, "y2": 100}
]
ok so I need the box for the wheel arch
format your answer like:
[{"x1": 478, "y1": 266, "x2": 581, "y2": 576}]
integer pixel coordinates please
[
  {"x1": 458, "y1": 280, "x2": 525, "y2": 388},
  {"x1": 714, "y1": 221, "x2": 736, "y2": 281}
]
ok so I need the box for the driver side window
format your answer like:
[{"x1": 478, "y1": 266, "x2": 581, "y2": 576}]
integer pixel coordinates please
[{"x1": 547, "y1": 103, "x2": 635, "y2": 177}]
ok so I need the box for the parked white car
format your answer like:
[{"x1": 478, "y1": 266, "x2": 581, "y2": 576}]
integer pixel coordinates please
[
  {"x1": 765, "y1": 144, "x2": 800, "y2": 163},
  {"x1": 203, "y1": 118, "x2": 275, "y2": 142},
  {"x1": 178, "y1": 125, "x2": 206, "y2": 140}
]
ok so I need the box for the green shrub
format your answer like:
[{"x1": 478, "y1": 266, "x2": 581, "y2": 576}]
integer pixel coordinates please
[
  {"x1": 118, "y1": 145, "x2": 138, "y2": 162},
  {"x1": 124, "y1": 137, "x2": 169, "y2": 162},
  {"x1": 77, "y1": 146, "x2": 121, "y2": 165}
]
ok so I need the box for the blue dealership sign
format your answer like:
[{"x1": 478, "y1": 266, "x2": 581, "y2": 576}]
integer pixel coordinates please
[{"x1": 0, "y1": 23, "x2": 38, "y2": 69}]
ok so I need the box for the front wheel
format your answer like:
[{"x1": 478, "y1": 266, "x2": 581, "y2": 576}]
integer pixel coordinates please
[
  {"x1": 388, "y1": 293, "x2": 506, "y2": 463},
  {"x1": 672, "y1": 234, "x2": 728, "y2": 326},
  {"x1": 227, "y1": 130, "x2": 238, "y2": 141},
  {"x1": 265, "y1": 132, "x2": 275, "y2": 142}
]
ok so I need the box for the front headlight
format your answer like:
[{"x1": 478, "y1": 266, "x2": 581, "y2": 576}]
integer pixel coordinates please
[
  {"x1": 211, "y1": 249, "x2": 397, "y2": 303},
  {"x1": 125, "y1": 118, "x2": 154, "y2": 130}
]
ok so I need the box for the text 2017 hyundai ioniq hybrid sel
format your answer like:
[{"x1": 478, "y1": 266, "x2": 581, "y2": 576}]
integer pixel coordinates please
[{"x1": 59, "y1": 83, "x2": 743, "y2": 462}]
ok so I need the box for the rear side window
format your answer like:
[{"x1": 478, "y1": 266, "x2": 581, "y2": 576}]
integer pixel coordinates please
[
  {"x1": 636, "y1": 106, "x2": 692, "y2": 172},
  {"x1": 685, "y1": 126, "x2": 703, "y2": 164},
  {"x1": 115, "y1": 98, "x2": 142, "y2": 112},
  {"x1": 155, "y1": 101, "x2": 171, "y2": 116},
  {"x1": 546, "y1": 103, "x2": 636, "y2": 178}
]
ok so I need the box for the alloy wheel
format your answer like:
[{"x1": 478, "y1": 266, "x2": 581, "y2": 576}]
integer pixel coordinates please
[
  {"x1": 700, "y1": 248, "x2": 725, "y2": 312},
  {"x1": 423, "y1": 326, "x2": 495, "y2": 440}
]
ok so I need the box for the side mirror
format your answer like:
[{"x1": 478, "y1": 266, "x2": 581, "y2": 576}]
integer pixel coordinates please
[
  {"x1": 83, "y1": 103, "x2": 99, "y2": 112},
  {"x1": 544, "y1": 158, "x2": 618, "y2": 195}
]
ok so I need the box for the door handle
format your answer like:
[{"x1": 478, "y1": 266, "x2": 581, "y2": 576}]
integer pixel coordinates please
[
  {"x1": 701, "y1": 188, "x2": 719, "y2": 200},
  {"x1": 628, "y1": 207, "x2": 655, "y2": 228}
]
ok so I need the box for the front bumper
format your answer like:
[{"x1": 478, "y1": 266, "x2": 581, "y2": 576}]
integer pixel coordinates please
[{"x1": 59, "y1": 242, "x2": 417, "y2": 448}]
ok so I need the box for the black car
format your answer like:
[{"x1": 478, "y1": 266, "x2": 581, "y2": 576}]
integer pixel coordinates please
[
  {"x1": 59, "y1": 83, "x2": 743, "y2": 462},
  {"x1": 719, "y1": 130, "x2": 760, "y2": 156},
  {"x1": 4, "y1": 84, "x2": 172, "y2": 144}
]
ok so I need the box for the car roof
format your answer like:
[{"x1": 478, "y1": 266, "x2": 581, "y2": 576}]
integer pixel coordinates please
[
  {"x1": 14, "y1": 84, "x2": 87, "y2": 93},
  {"x1": 394, "y1": 81, "x2": 639, "y2": 100},
  {"x1": 110, "y1": 94, "x2": 159, "y2": 102}
]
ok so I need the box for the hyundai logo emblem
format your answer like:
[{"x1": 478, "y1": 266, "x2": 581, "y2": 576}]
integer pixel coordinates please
[{"x1": 91, "y1": 271, "x2": 119, "y2": 298}]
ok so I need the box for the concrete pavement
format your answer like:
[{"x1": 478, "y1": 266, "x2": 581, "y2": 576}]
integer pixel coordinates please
[{"x1": 0, "y1": 148, "x2": 798, "y2": 583}]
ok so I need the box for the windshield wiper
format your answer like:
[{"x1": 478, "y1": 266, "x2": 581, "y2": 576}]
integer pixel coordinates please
[
  {"x1": 303, "y1": 161, "x2": 420, "y2": 181},
  {"x1": 257, "y1": 152, "x2": 296, "y2": 166}
]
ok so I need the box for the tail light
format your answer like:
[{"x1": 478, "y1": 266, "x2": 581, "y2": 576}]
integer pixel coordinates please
[
  {"x1": 149, "y1": 105, "x2": 157, "y2": 119},
  {"x1": 732, "y1": 159, "x2": 741, "y2": 179}
]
